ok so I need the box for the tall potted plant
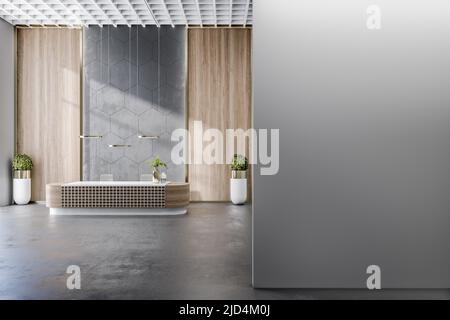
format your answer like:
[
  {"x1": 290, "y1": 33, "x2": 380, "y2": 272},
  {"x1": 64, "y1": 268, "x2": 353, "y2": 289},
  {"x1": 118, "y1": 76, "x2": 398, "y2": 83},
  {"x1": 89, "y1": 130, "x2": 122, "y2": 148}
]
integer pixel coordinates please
[
  {"x1": 150, "y1": 156, "x2": 168, "y2": 183},
  {"x1": 230, "y1": 154, "x2": 248, "y2": 205},
  {"x1": 12, "y1": 154, "x2": 33, "y2": 205}
]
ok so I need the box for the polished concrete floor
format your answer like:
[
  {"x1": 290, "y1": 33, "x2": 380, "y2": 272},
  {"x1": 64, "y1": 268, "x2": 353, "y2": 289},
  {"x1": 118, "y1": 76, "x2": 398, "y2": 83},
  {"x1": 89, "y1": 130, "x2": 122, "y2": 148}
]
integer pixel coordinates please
[{"x1": 1, "y1": 203, "x2": 449, "y2": 300}]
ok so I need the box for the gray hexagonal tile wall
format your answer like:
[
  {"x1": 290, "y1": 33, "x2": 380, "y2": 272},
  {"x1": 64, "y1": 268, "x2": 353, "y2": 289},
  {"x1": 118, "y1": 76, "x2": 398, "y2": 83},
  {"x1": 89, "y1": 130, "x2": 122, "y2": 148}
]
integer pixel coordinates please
[
  {"x1": 129, "y1": 37, "x2": 158, "y2": 66},
  {"x1": 84, "y1": 61, "x2": 108, "y2": 97},
  {"x1": 82, "y1": 138, "x2": 97, "y2": 180},
  {"x1": 158, "y1": 84, "x2": 184, "y2": 114},
  {"x1": 165, "y1": 26, "x2": 188, "y2": 43},
  {"x1": 160, "y1": 28, "x2": 186, "y2": 66},
  {"x1": 139, "y1": 61, "x2": 158, "y2": 90},
  {"x1": 138, "y1": 160, "x2": 153, "y2": 176},
  {"x1": 97, "y1": 132, "x2": 126, "y2": 163},
  {"x1": 97, "y1": 86, "x2": 125, "y2": 115},
  {"x1": 138, "y1": 108, "x2": 164, "y2": 136},
  {"x1": 124, "y1": 135, "x2": 153, "y2": 163},
  {"x1": 101, "y1": 31, "x2": 126, "y2": 65},
  {"x1": 112, "y1": 26, "x2": 132, "y2": 42},
  {"x1": 165, "y1": 111, "x2": 185, "y2": 136},
  {"x1": 152, "y1": 133, "x2": 173, "y2": 160},
  {"x1": 110, "y1": 59, "x2": 137, "y2": 91},
  {"x1": 84, "y1": 39, "x2": 100, "y2": 66},
  {"x1": 85, "y1": 26, "x2": 101, "y2": 43},
  {"x1": 111, "y1": 108, "x2": 138, "y2": 139},
  {"x1": 111, "y1": 157, "x2": 139, "y2": 181},
  {"x1": 83, "y1": 26, "x2": 186, "y2": 181},
  {"x1": 162, "y1": 59, "x2": 186, "y2": 90},
  {"x1": 86, "y1": 109, "x2": 110, "y2": 136},
  {"x1": 139, "y1": 26, "x2": 159, "y2": 43},
  {"x1": 87, "y1": 157, "x2": 111, "y2": 181},
  {"x1": 125, "y1": 85, "x2": 155, "y2": 115}
]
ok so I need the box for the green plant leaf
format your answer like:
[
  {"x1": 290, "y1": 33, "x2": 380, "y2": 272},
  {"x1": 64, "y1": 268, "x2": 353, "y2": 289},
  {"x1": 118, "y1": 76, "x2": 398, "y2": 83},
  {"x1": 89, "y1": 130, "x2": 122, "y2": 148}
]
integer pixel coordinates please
[
  {"x1": 230, "y1": 154, "x2": 248, "y2": 171},
  {"x1": 149, "y1": 155, "x2": 168, "y2": 169},
  {"x1": 12, "y1": 154, "x2": 33, "y2": 171}
]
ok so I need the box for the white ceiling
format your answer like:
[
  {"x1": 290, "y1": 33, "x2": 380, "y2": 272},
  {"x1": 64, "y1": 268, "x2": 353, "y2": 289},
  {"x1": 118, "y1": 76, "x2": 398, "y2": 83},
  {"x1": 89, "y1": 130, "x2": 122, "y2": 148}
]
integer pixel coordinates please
[{"x1": 0, "y1": 0, "x2": 252, "y2": 27}]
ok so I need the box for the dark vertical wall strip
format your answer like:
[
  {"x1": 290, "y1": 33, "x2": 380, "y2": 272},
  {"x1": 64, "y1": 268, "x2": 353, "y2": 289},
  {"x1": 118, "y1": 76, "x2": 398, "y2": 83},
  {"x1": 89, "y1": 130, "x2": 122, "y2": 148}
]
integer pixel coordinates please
[
  {"x1": 83, "y1": 26, "x2": 186, "y2": 181},
  {"x1": 0, "y1": 20, "x2": 14, "y2": 206}
]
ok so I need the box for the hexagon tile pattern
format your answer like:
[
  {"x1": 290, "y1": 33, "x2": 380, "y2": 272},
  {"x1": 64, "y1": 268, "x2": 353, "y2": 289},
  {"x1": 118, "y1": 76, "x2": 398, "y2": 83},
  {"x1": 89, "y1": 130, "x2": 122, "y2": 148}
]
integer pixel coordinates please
[
  {"x1": 83, "y1": 26, "x2": 186, "y2": 181},
  {"x1": 110, "y1": 59, "x2": 137, "y2": 91},
  {"x1": 97, "y1": 132, "x2": 126, "y2": 163},
  {"x1": 125, "y1": 85, "x2": 155, "y2": 115},
  {"x1": 97, "y1": 86, "x2": 125, "y2": 115},
  {"x1": 138, "y1": 108, "x2": 164, "y2": 136},
  {"x1": 111, "y1": 109, "x2": 138, "y2": 139}
]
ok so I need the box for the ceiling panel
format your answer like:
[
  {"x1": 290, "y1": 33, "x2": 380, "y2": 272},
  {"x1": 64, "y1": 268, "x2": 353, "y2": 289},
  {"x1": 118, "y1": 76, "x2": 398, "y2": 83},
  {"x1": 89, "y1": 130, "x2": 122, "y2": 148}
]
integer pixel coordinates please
[{"x1": 0, "y1": 0, "x2": 252, "y2": 26}]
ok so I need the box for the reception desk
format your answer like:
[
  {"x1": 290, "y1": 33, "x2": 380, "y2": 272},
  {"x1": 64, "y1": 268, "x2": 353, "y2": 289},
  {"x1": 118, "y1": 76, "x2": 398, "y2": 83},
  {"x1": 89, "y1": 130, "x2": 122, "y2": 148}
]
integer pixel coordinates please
[{"x1": 46, "y1": 181, "x2": 189, "y2": 215}]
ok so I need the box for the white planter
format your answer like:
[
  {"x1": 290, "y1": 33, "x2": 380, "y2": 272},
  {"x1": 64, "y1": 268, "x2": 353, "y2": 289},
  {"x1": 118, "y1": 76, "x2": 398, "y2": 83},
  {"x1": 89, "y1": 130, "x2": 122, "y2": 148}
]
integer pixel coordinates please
[
  {"x1": 13, "y1": 170, "x2": 31, "y2": 205},
  {"x1": 230, "y1": 178, "x2": 247, "y2": 205}
]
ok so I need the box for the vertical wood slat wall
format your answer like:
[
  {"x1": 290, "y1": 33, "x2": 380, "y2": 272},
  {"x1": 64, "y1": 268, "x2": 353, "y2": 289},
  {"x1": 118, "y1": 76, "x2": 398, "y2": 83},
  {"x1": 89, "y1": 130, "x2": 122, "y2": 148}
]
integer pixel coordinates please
[
  {"x1": 16, "y1": 28, "x2": 81, "y2": 201},
  {"x1": 188, "y1": 28, "x2": 252, "y2": 201}
]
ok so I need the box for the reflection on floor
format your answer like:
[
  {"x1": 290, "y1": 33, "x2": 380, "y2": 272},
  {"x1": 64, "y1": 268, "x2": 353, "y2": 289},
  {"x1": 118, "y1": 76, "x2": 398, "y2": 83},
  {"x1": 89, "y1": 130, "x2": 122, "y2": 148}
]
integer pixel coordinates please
[{"x1": 0, "y1": 203, "x2": 449, "y2": 299}]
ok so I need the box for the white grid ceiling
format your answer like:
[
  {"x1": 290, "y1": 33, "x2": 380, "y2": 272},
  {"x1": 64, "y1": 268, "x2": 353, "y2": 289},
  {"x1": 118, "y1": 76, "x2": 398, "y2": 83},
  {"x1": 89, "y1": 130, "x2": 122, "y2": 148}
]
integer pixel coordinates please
[{"x1": 0, "y1": 0, "x2": 252, "y2": 27}]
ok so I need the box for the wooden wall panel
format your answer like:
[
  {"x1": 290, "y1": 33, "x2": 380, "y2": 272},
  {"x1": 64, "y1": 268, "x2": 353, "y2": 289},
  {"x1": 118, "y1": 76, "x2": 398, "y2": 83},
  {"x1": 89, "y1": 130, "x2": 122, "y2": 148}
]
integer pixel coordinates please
[
  {"x1": 188, "y1": 28, "x2": 252, "y2": 201},
  {"x1": 17, "y1": 28, "x2": 81, "y2": 201}
]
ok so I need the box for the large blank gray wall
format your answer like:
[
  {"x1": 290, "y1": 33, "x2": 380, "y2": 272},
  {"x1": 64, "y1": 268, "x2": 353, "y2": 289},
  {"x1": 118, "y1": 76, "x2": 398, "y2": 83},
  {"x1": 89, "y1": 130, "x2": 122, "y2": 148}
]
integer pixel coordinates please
[
  {"x1": 253, "y1": 0, "x2": 450, "y2": 288},
  {"x1": 0, "y1": 20, "x2": 14, "y2": 206},
  {"x1": 83, "y1": 26, "x2": 186, "y2": 181}
]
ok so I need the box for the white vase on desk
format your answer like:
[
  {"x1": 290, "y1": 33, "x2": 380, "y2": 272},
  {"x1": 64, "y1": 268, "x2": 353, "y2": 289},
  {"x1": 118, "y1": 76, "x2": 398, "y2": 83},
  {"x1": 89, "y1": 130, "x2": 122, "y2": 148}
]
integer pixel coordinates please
[
  {"x1": 13, "y1": 170, "x2": 31, "y2": 205},
  {"x1": 230, "y1": 170, "x2": 247, "y2": 205}
]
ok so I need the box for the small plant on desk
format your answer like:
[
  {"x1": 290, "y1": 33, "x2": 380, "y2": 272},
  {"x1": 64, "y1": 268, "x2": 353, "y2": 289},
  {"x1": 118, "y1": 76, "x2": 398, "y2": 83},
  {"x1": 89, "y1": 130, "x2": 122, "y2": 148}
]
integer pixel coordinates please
[{"x1": 149, "y1": 156, "x2": 168, "y2": 183}]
